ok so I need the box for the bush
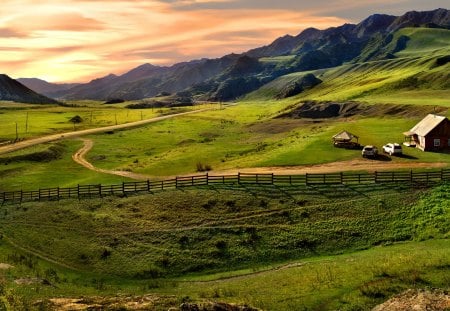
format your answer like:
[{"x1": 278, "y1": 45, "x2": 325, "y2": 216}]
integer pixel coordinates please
[{"x1": 196, "y1": 162, "x2": 212, "y2": 172}]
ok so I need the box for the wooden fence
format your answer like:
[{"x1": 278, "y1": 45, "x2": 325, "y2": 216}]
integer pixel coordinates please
[{"x1": 1, "y1": 169, "x2": 450, "y2": 204}]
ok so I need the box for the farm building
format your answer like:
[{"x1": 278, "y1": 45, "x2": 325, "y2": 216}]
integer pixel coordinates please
[{"x1": 403, "y1": 114, "x2": 450, "y2": 151}]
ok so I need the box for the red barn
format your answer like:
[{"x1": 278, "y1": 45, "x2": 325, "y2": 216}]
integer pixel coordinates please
[{"x1": 404, "y1": 114, "x2": 450, "y2": 151}]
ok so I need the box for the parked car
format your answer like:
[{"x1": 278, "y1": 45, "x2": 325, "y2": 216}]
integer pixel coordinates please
[
  {"x1": 382, "y1": 143, "x2": 402, "y2": 155},
  {"x1": 362, "y1": 145, "x2": 378, "y2": 158}
]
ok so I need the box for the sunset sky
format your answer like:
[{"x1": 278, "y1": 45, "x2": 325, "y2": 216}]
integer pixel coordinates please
[{"x1": 0, "y1": 0, "x2": 447, "y2": 83}]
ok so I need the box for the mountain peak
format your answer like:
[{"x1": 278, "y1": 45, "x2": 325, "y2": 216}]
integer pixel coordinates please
[{"x1": 388, "y1": 8, "x2": 450, "y2": 32}]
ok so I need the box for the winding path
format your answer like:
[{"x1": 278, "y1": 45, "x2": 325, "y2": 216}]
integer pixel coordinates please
[
  {"x1": 72, "y1": 138, "x2": 150, "y2": 179},
  {"x1": 73, "y1": 138, "x2": 447, "y2": 180},
  {"x1": 0, "y1": 108, "x2": 213, "y2": 155}
]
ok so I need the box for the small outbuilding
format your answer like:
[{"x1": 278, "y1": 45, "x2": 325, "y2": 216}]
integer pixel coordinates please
[
  {"x1": 332, "y1": 130, "x2": 359, "y2": 148},
  {"x1": 403, "y1": 114, "x2": 450, "y2": 151}
]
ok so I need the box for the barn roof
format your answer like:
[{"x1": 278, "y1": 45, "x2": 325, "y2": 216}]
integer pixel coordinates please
[
  {"x1": 332, "y1": 130, "x2": 358, "y2": 141},
  {"x1": 408, "y1": 114, "x2": 447, "y2": 137}
]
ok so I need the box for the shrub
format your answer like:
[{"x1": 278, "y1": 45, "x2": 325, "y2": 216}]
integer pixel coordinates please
[{"x1": 196, "y1": 162, "x2": 212, "y2": 172}]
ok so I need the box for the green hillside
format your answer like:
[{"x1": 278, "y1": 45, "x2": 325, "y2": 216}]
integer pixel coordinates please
[
  {"x1": 0, "y1": 182, "x2": 449, "y2": 310},
  {"x1": 250, "y1": 27, "x2": 450, "y2": 105}
]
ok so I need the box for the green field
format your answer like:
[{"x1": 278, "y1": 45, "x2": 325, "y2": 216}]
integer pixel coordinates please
[
  {"x1": 0, "y1": 101, "x2": 210, "y2": 142},
  {"x1": 0, "y1": 182, "x2": 448, "y2": 310}
]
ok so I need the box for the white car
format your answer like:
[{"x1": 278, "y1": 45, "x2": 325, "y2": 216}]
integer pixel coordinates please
[
  {"x1": 382, "y1": 143, "x2": 402, "y2": 156},
  {"x1": 362, "y1": 145, "x2": 378, "y2": 158}
]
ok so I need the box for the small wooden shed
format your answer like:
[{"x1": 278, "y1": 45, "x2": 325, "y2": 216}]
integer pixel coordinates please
[{"x1": 403, "y1": 114, "x2": 450, "y2": 151}]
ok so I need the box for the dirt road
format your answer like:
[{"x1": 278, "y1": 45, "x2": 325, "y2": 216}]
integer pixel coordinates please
[
  {"x1": 72, "y1": 138, "x2": 150, "y2": 179},
  {"x1": 0, "y1": 108, "x2": 213, "y2": 155},
  {"x1": 73, "y1": 138, "x2": 447, "y2": 180}
]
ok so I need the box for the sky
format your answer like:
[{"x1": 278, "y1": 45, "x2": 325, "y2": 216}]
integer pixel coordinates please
[{"x1": 0, "y1": 0, "x2": 448, "y2": 83}]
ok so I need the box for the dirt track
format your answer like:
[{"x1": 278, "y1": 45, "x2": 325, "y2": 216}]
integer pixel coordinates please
[
  {"x1": 0, "y1": 108, "x2": 212, "y2": 155},
  {"x1": 73, "y1": 138, "x2": 447, "y2": 180},
  {"x1": 72, "y1": 138, "x2": 150, "y2": 179}
]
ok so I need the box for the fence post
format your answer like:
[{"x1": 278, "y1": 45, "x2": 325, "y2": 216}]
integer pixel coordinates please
[
  {"x1": 57, "y1": 187, "x2": 60, "y2": 201},
  {"x1": 410, "y1": 170, "x2": 413, "y2": 183},
  {"x1": 176, "y1": 176, "x2": 178, "y2": 188},
  {"x1": 122, "y1": 182, "x2": 125, "y2": 196},
  {"x1": 147, "y1": 179, "x2": 150, "y2": 192},
  {"x1": 340, "y1": 172, "x2": 343, "y2": 184},
  {"x1": 271, "y1": 173, "x2": 274, "y2": 185},
  {"x1": 289, "y1": 175, "x2": 292, "y2": 185},
  {"x1": 206, "y1": 173, "x2": 209, "y2": 186},
  {"x1": 238, "y1": 172, "x2": 241, "y2": 184},
  {"x1": 256, "y1": 174, "x2": 258, "y2": 184},
  {"x1": 39, "y1": 188, "x2": 42, "y2": 201},
  {"x1": 306, "y1": 173, "x2": 308, "y2": 185},
  {"x1": 20, "y1": 190, "x2": 23, "y2": 203},
  {"x1": 99, "y1": 184, "x2": 102, "y2": 197},
  {"x1": 374, "y1": 171, "x2": 378, "y2": 183},
  {"x1": 77, "y1": 184, "x2": 80, "y2": 200},
  {"x1": 441, "y1": 169, "x2": 444, "y2": 181}
]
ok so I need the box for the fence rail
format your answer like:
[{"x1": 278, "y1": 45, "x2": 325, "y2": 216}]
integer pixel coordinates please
[{"x1": 1, "y1": 169, "x2": 450, "y2": 204}]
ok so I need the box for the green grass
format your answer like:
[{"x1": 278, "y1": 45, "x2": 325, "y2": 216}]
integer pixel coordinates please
[
  {"x1": 0, "y1": 183, "x2": 448, "y2": 310},
  {"x1": 1, "y1": 102, "x2": 449, "y2": 191},
  {"x1": 0, "y1": 140, "x2": 129, "y2": 191},
  {"x1": 0, "y1": 101, "x2": 209, "y2": 141}
]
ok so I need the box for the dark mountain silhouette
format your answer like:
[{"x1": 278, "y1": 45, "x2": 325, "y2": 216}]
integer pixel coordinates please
[
  {"x1": 0, "y1": 75, "x2": 60, "y2": 104},
  {"x1": 23, "y1": 8, "x2": 450, "y2": 101}
]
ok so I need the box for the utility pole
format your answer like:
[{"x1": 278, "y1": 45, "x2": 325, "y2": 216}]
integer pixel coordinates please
[{"x1": 25, "y1": 112, "x2": 29, "y2": 133}]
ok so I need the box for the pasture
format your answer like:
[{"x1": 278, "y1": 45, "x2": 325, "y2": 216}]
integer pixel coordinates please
[
  {"x1": 0, "y1": 182, "x2": 448, "y2": 310},
  {"x1": 1, "y1": 99, "x2": 450, "y2": 192}
]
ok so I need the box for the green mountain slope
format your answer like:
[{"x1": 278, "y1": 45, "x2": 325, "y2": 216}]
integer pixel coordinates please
[{"x1": 249, "y1": 27, "x2": 450, "y2": 105}]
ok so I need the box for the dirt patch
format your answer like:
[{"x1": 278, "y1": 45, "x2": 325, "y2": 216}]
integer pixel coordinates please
[
  {"x1": 14, "y1": 277, "x2": 52, "y2": 285},
  {"x1": 278, "y1": 101, "x2": 448, "y2": 119},
  {"x1": 0, "y1": 263, "x2": 13, "y2": 269},
  {"x1": 44, "y1": 295, "x2": 176, "y2": 310},
  {"x1": 372, "y1": 289, "x2": 450, "y2": 311},
  {"x1": 211, "y1": 159, "x2": 448, "y2": 176}
]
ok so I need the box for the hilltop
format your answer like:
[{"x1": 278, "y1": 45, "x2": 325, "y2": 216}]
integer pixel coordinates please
[{"x1": 0, "y1": 74, "x2": 60, "y2": 105}]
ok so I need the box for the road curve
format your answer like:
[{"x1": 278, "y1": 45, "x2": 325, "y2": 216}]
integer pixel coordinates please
[
  {"x1": 72, "y1": 138, "x2": 151, "y2": 179},
  {"x1": 0, "y1": 108, "x2": 213, "y2": 155}
]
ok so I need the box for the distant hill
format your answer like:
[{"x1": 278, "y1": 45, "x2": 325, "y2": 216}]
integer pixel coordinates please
[
  {"x1": 31, "y1": 8, "x2": 450, "y2": 102},
  {"x1": 17, "y1": 78, "x2": 80, "y2": 98},
  {"x1": 0, "y1": 75, "x2": 60, "y2": 104}
]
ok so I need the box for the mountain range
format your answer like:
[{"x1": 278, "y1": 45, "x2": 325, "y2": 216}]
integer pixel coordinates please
[{"x1": 6, "y1": 8, "x2": 450, "y2": 104}]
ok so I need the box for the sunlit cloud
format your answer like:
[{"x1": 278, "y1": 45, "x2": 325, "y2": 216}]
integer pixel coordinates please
[{"x1": 0, "y1": 0, "x2": 446, "y2": 82}]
